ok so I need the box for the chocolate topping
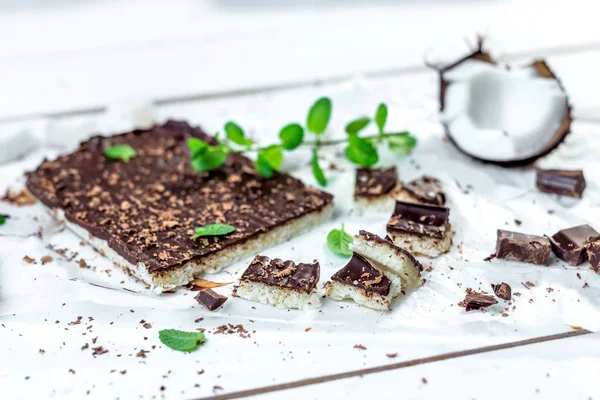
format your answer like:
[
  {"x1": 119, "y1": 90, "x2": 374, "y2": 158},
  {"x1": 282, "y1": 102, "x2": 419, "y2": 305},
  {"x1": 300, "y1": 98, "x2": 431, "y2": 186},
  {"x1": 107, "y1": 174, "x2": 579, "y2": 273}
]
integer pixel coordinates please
[
  {"x1": 536, "y1": 169, "x2": 586, "y2": 198},
  {"x1": 587, "y1": 241, "x2": 600, "y2": 274},
  {"x1": 240, "y1": 255, "x2": 319, "y2": 294},
  {"x1": 402, "y1": 176, "x2": 445, "y2": 205},
  {"x1": 354, "y1": 166, "x2": 398, "y2": 197},
  {"x1": 195, "y1": 289, "x2": 228, "y2": 311},
  {"x1": 25, "y1": 121, "x2": 333, "y2": 274},
  {"x1": 387, "y1": 201, "x2": 449, "y2": 239},
  {"x1": 495, "y1": 230, "x2": 551, "y2": 266},
  {"x1": 331, "y1": 253, "x2": 391, "y2": 296},
  {"x1": 549, "y1": 224, "x2": 600, "y2": 266}
]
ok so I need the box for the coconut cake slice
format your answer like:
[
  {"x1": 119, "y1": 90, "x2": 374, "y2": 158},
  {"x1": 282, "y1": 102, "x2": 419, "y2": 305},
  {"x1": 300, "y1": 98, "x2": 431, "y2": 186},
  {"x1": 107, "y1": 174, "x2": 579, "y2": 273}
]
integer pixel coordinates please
[
  {"x1": 324, "y1": 253, "x2": 402, "y2": 311},
  {"x1": 387, "y1": 201, "x2": 453, "y2": 257},
  {"x1": 353, "y1": 166, "x2": 400, "y2": 213},
  {"x1": 26, "y1": 121, "x2": 333, "y2": 292},
  {"x1": 233, "y1": 255, "x2": 321, "y2": 310},
  {"x1": 350, "y1": 230, "x2": 422, "y2": 289}
]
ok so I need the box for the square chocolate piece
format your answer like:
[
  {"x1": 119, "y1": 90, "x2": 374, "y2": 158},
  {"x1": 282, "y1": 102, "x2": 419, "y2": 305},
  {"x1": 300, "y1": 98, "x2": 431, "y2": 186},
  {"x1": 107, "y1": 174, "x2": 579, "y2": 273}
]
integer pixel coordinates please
[
  {"x1": 396, "y1": 175, "x2": 446, "y2": 206},
  {"x1": 386, "y1": 201, "x2": 452, "y2": 257},
  {"x1": 26, "y1": 121, "x2": 333, "y2": 291},
  {"x1": 587, "y1": 241, "x2": 600, "y2": 273},
  {"x1": 233, "y1": 255, "x2": 321, "y2": 309},
  {"x1": 354, "y1": 166, "x2": 400, "y2": 212},
  {"x1": 549, "y1": 224, "x2": 600, "y2": 266},
  {"x1": 495, "y1": 230, "x2": 551, "y2": 266},
  {"x1": 195, "y1": 289, "x2": 228, "y2": 311},
  {"x1": 536, "y1": 169, "x2": 586, "y2": 198}
]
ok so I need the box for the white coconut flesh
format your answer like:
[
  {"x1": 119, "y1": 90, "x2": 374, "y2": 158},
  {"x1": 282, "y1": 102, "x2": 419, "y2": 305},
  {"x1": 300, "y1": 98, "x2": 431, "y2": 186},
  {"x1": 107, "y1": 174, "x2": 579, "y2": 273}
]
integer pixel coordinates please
[{"x1": 440, "y1": 59, "x2": 568, "y2": 162}]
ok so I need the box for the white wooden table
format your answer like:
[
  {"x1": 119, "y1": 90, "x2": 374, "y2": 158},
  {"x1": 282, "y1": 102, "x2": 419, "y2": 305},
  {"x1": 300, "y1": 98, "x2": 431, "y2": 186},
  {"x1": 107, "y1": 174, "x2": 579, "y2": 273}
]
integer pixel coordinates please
[{"x1": 2, "y1": 1, "x2": 600, "y2": 399}]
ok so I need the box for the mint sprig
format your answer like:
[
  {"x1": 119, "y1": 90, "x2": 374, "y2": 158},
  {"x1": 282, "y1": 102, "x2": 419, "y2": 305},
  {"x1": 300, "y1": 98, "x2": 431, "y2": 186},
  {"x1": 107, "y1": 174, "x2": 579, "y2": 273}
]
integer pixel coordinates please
[
  {"x1": 186, "y1": 99, "x2": 417, "y2": 186},
  {"x1": 190, "y1": 224, "x2": 235, "y2": 239},
  {"x1": 0, "y1": 214, "x2": 8, "y2": 226},
  {"x1": 159, "y1": 329, "x2": 205, "y2": 352},
  {"x1": 104, "y1": 144, "x2": 137, "y2": 162},
  {"x1": 327, "y1": 224, "x2": 353, "y2": 257}
]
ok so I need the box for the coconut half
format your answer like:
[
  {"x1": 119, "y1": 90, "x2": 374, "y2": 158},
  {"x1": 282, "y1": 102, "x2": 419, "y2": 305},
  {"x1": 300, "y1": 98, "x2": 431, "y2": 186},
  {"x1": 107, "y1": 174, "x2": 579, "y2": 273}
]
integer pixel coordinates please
[{"x1": 436, "y1": 42, "x2": 572, "y2": 166}]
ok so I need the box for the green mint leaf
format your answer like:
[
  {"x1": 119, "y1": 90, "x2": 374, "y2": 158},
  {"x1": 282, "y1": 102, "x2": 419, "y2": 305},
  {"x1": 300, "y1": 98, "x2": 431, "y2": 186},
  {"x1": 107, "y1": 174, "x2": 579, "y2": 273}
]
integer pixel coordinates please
[
  {"x1": 261, "y1": 145, "x2": 284, "y2": 170},
  {"x1": 0, "y1": 214, "x2": 7, "y2": 226},
  {"x1": 326, "y1": 224, "x2": 353, "y2": 257},
  {"x1": 375, "y1": 103, "x2": 388, "y2": 135},
  {"x1": 255, "y1": 154, "x2": 274, "y2": 178},
  {"x1": 279, "y1": 123, "x2": 304, "y2": 150},
  {"x1": 255, "y1": 145, "x2": 283, "y2": 178},
  {"x1": 344, "y1": 133, "x2": 378, "y2": 167},
  {"x1": 159, "y1": 329, "x2": 206, "y2": 352},
  {"x1": 104, "y1": 144, "x2": 137, "y2": 162},
  {"x1": 188, "y1": 138, "x2": 210, "y2": 158},
  {"x1": 345, "y1": 117, "x2": 371, "y2": 135},
  {"x1": 224, "y1": 121, "x2": 254, "y2": 148},
  {"x1": 191, "y1": 146, "x2": 228, "y2": 172},
  {"x1": 307, "y1": 97, "x2": 332, "y2": 135},
  {"x1": 388, "y1": 134, "x2": 418, "y2": 154},
  {"x1": 311, "y1": 148, "x2": 327, "y2": 186},
  {"x1": 190, "y1": 224, "x2": 235, "y2": 240}
]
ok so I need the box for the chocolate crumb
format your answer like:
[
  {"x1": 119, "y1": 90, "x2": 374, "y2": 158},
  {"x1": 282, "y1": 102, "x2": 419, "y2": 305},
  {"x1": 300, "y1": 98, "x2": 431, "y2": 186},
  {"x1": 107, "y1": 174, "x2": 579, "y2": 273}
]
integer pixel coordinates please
[
  {"x1": 483, "y1": 253, "x2": 495, "y2": 262},
  {"x1": 459, "y1": 289, "x2": 498, "y2": 311},
  {"x1": 422, "y1": 378, "x2": 428, "y2": 384},
  {"x1": 491, "y1": 282, "x2": 512, "y2": 300},
  {"x1": 68, "y1": 369, "x2": 76, "y2": 374},
  {"x1": 23, "y1": 255, "x2": 36, "y2": 264},
  {"x1": 136, "y1": 350, "x2": 149, "y2": 358},
  {"x1": 91, "y1": 346, "x2": 108, "y2": 356},
  {"x1": 40, "y1": 255, "x2": 53, "y2": 265},
  {"x1": 386, "y1": 353, "x2": 398, "y2": 358},
  {"x1": 353, "y1": 344, "x2": 367, "y2": 350}
]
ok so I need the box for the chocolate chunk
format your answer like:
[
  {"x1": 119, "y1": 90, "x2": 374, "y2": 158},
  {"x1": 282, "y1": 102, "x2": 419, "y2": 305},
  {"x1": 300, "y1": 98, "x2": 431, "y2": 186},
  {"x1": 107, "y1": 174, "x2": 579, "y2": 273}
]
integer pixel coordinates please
[
  {"x1": 387, "y1": 201, "x2": 449, "y2": 239},
  {"x1": 354, "y1": 166, "x2": 398, "y2": 197},
  {"x1": 331, "y1": 253, "x2": 391, "y2": 296},
  {"x1": 459, "y1": 291, "x2": 498, "y2": 311},
  {"x1": 195, "y1": 289, "x2": 228, "y2": 311},
  {"x1": 491, "y1": 282, "x2": 512, "y2": 300},
  {"x1": 402, "y1": 176, "x2": 445, "y2": 205},
  {"x1": 536, "y1": 169, "x2": 586, "y2": 198},
  {"x1": 25, "y1": 121, "x2": 333, "y2": 274},
  {"x1": 587, "y1": 241, "x2": 600, "y2": 273},
  {"x1": 240, "y1": 255, "x2": 319, "y2": 294},
  {"x1": 549, "y1": 224, "x2": 600, "y2": 266},
  {"x1": 495, "y1": 230, "x2": 551, "y2": 266}
]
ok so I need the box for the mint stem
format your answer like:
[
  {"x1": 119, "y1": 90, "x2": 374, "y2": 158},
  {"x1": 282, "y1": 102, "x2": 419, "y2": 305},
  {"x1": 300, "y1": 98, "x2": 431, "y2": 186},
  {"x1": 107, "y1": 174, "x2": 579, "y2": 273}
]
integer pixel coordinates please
[{"x1": 232, "y1": 132, "x2": 402, "y2": 153}]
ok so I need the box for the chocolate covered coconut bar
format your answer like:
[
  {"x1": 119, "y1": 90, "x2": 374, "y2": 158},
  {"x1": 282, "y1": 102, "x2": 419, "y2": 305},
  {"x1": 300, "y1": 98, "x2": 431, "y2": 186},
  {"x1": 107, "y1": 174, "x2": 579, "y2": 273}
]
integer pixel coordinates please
[
  {"x1": 324, "y1": 253, "x2": 402, "y2": 311},
  {"x1": 395, "y1": 175, "x2": 446, "y2": 206},
  {"x1": 353, "y1": 166, "x2": 400, "y2": 212},
  {"x1": 233, "y1": 255, "x2": 321, "y2": 309},
  {"x1": 386, "y1": 201, "x2": 453, "y2": 257},
  {"x1": 26, "y1": 121, "x2": 333, "y2": 291}
]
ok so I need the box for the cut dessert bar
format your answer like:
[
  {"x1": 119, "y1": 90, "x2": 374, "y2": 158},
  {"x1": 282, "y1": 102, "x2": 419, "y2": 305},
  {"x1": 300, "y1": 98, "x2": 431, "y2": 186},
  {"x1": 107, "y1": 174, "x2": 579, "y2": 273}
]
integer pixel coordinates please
[
  {"x1": 26, "y1": 121, "x2": 333, "y2": 292},
  {"x1": 354, "y1": 166, "x2": 400, "y2": 212},
  {"x1": 233, "y1": 255, "x2": 321, "y2": 310},
  {"x1": 395, "y1": 175, "x2": 446, "y2": 206},
  {"x1": 350, "y1": 230, "x2": 422, "y2": 289},
  {"x1": 386, "y1": 201, "x2": 452, "y2": 257},
  {"x1": 324, "y1": 253, "x2": 402, "y2": 311}
]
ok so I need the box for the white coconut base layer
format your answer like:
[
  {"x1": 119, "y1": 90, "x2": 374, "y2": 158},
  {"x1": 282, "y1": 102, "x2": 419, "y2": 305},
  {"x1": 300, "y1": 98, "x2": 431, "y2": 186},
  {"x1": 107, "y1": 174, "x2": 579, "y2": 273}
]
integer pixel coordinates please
[
  {"x1": 233, "y1": 281, "x2": 321, "y2": 310},
  {"x1": 353, "y1": 182, "x2": 401, "y2": 214},
  {"x1": 47, "y1": 203, "x2": 334, "y2": 293},
  {"x1": 324, "y1": 270, "x2": 402, "y2": 311},
  {"x1": 351, "y1": 234, "x2": 421, "y2": 289},
  {"x1": 387, "y1": 226, "x2": 453, "y2": 258}
]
